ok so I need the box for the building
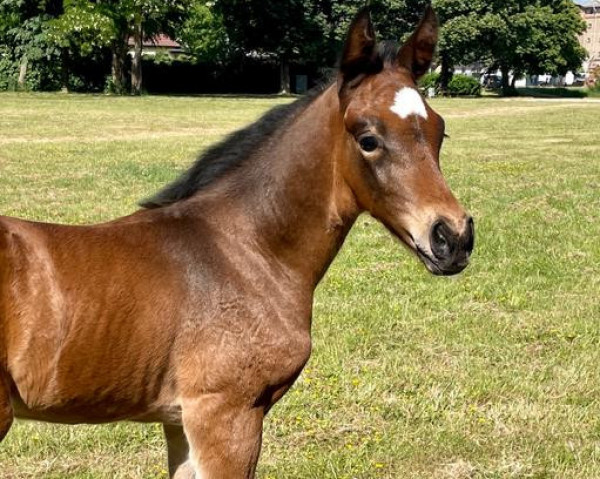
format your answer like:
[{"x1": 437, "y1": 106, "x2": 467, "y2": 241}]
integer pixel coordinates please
[
  {"x1": 127, "y1": 34, "x2": 183, "y2": 59},
  {"x1": 574, "y1": 0, "x2": 600, "y2": 76}
]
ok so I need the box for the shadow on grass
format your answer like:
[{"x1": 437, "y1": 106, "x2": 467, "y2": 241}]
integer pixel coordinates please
[
  {"x1": 515, "y1": 87, "x2": 588, "y2": 98},
  {"x1": 141, "y1": 92, "x2": 302, "y2": 100}
]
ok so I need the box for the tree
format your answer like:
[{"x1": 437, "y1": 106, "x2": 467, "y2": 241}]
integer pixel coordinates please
[
  {"x1": 314, "y1": 0, "x2": 431, "y2": 72},
  {"x1": 434, "y1": 0, "x2": 488, "y2": 92},
  {"x1": 47, "y1": 0, "x2": 115, "y2": 91},
  {"x1": 92, "y1": 0, "x2": 192, "y2": 95},
  {"x1": 433, "y1": 0, "x2": 586, "y2": 95},
  {"x1": 213, "y1": 0, "x2": 322, "y2": 93},
  {"x1": 478, "y1": 0, "x2": 586, "y2": 93},
  {"x1": 125, "y1": 0, "x2": 192, "y2": 94},
  {"x1": 212, "y1": 0, "x2": 431, "y2": 94},
  {"x1": 48, "y1": 0, "x2": 191, "y2": 94},
  {"x1": 0, "y1": 0, "x2": 63, "y2": 90},
  {"x1": 324, "y1": 0, "x2": 429, "y2": 42},
  {"x1": 177, "y1": 1, "x2": 229, "y2": 63}
]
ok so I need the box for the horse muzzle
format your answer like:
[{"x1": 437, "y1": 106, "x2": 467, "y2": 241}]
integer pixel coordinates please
[{"x1": 416, "y1": 216, "x2": 474, "y2": 276}]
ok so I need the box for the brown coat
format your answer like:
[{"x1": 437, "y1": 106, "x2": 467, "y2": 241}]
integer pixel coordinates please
[{"x1": 0, "y1": 8, "x2": 473, "y2": 478}]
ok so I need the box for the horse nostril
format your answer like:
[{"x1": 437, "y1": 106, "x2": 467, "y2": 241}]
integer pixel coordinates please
[
  {"x1": 464, "y1": 216, "x2": 475, "y2": 255},
  {"x1": 430, "y1": 220, "x2": 454, "y2": 260},
  {"x1": 434, "y1": 224, "x2": 446, "y2": 244}
]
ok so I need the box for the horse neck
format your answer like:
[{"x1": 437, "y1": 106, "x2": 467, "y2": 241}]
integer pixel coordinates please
[{"x1": 219, "y1": 85, "x2": 359, "y2": 289}]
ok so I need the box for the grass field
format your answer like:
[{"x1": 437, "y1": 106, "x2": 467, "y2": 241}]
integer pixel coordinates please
[{"x1": 0, "y1": 92, "x2": 599, "y2": 478}]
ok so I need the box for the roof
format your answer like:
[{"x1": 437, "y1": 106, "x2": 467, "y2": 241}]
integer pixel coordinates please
[{"x1": 127, "y1": 34, "x2": 181, "y2": 49}]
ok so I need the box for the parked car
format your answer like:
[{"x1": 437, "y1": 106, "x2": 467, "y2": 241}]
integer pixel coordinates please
[
  {"x1": 572, "y1": 74, "x2": 586, "y2": 86},
  {"x1": 481, "y1": 74, "x2": 501, "y2": 89}
]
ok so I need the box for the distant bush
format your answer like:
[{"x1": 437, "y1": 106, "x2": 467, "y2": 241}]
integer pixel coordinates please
[
  {"x1": 0, "y1": 54, "x2": 62, "y2": 92},
  {"x1": 447, "y1": 74, "x2": 481, "y2": 96},
  {"x1": 419, "y1": 72, "x2": 440, "y2": 96},
  {"x1": 418, "y1": 73, "x2": 481, "y2": 97},
  {"x1": 0, "y1": 52, "x2": 19, "y2": 91}
]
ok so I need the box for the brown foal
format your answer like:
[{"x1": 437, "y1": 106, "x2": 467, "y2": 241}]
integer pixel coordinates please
[{"x1": 0, "y1": 7, "x2": 474, "y2": 478}]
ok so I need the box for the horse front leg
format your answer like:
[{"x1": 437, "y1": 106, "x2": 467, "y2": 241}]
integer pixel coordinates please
[
  {"x1": 181, "y1": 395, "x2": 264, "y2": 479},
  {"x1": 163, "y1": 424, "x2": 194, "y2": 478}
]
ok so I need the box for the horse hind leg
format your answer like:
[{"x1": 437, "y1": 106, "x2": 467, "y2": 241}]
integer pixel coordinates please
[{"x1": 0, "y1": 373, "x2": 14, "y2": 442}]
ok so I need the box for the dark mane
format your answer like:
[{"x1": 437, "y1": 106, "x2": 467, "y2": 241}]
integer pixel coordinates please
[
  {"x1": 140, "y1": 87, "x2": 327, "y2": 209},
  {"x1": 140, "y1": 42, "x2": 398, "y2": 210},
  {"x1": 377, "y1": 40, "x2": 400, "y2": 66}
]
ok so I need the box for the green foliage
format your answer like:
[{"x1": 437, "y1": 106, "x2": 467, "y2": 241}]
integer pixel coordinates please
[
  {"x1": 123, "y1": 0, "x2": 192, "y2": 40},
  {"x1": 214, "y1": 0, "x2": 322, "y2": 62},
  {"x1": 325, "y1": 0, "x2": 429, "y2": 45},
  {"x1": 435, "y1": 0, "x2": 488, "y2": 67},
  {"x1": 418, "y1": 71, "x2": 441, "y2": 94},
  {"x1": 447, "y1": 73, "x2": 481, "y2": 96},
  {"x1": 0, "y1": 0, "x2": 591, "y2": 94},
  {"x1": 43, "y1": 0, "x2": 194, "y2": 93},
  {"x1": 178, "y1": 2, "x2": 229, "y2": 63},
  {"x1": 150, "y1": 51, "x2": 174, "y2": 65},
  {"x1": 209, "y1": 0, "x2": 433, "y2": 91},
  {"x1": 46, "y1": 0, "x2": 115, "y2": 55},
  {"x1": 482, "y1": 1, "x2": 586, "y2": 76},
  {"x1": 420, "y1": 71, "x2": 480, "y2": 97},
  {"x1": 210, "y1": 0, "x2": 431, "y2": 67},
  {"x1": 0, "y1": 1, "x2": 63, "y2": 90},
  {"x1": 433, "y1": 0, "x2": 587, "y2": 95},
  {"x1": 0, "y1": 50, "x2": 19, "y2": 90}
]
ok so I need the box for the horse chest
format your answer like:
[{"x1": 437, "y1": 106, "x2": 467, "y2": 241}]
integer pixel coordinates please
[{"x1": 176, "y1": 293, "x2": 313, "y2": 403}]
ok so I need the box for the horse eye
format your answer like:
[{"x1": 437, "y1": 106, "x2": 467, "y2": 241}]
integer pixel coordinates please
[{"x1": 358, "y1": 135, "x2": 380, "y2": 153}]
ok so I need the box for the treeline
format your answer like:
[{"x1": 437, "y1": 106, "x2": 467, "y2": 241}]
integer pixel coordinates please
[{"x1": 0, "y1": 0, "x2": 587, "y2": 95}]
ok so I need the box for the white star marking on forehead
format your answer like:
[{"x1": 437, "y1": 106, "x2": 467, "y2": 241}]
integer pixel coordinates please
[{"x1": 390, "y1": 87, "x2": 428, "y2": 120}]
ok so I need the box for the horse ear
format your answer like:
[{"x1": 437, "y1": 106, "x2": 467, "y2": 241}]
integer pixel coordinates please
[
  {"x1": 338, "y1": 8, "x2": 379, "y2": 94},
  {"x1": 397, "y1": 6, "x2": 438, "y2": 80}
]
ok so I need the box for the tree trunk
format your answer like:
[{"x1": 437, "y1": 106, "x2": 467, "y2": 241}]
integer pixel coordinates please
[
  {"x1": 279, "y1": 56, "x2": 290, "y2": 95},
  {"x1": 439, "y1": 54, "x2": 453, "y2": 96},
  {"x1": 60, "y1": 48, "x2": 69, "y2": 93},
  {"x1": 111, "y1": 34, "x2": 128, "y2": 94},
  {"x1": 18, "y1": 55, "x2": 28, "y2": 90},
  {"x1": 131, "y1": 11, "x2": 143, "y2": 95},
  {"x1": 500, "y1": 65, "x2": 511, "y2": 96}
]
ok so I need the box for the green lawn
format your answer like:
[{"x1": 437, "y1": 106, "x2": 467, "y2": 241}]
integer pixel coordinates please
[{"x1": 0, "y1": 92, "x2": 599, "y2": 478}]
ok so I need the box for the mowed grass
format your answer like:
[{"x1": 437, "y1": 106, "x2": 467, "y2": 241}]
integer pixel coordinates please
[{"x1": 0, "y1": 92, "x2": 599, "y2": 478}]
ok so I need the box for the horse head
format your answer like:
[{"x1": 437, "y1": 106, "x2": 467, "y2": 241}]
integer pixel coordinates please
[{"x1": 336, "y1": 7, "x2": 474, "y2": 276}]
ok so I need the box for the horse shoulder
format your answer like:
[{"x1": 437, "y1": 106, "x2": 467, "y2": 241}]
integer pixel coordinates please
[{"x1": 174, "y1": 275, "x2": 313, "y2": 407}]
